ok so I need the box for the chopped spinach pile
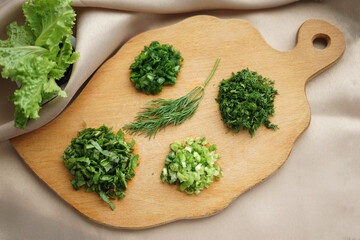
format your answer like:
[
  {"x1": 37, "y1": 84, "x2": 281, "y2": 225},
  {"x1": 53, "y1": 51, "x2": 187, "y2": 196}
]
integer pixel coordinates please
[
  {"x1": 129, "y1": 41, "x2": 183, "y2": 95},
  {"x1": 216, "y1": 69, "x2": 279, "y2": 137},
  {"x1": 0, "y1": 0, "x2": 79, "y2": 129},
  {"x1": 161, "y1": 137, "x2": 223, "y2": 195},
  {"x1": 62, "y1": 125, "x2": 139, "y2": 210}
]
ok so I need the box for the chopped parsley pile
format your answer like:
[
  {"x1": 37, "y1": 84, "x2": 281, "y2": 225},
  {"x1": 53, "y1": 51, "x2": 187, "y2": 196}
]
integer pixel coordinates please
[
  {"x1": 62, "y1": 125, "x2": 139, "y2": 210},
  {"x1": 216, "y1": 69, "x2": 279, "y2": 137},
  {"x1": 130, "y1": 41, "x2": 183, "y2": 95},
  {"x1": 161, "y1": 137, "x2": 223, "y2": 195}
]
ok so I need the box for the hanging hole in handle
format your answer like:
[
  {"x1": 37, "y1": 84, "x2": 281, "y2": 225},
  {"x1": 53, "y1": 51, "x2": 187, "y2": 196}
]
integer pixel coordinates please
[{"x1": 312, "y1": 33, "x2": 330, "y2": 50}]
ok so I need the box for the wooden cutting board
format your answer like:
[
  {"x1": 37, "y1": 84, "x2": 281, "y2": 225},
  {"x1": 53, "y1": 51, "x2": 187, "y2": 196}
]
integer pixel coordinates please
[{"x1": 11, "y1": 16, "x2": 345, "y2": 229}]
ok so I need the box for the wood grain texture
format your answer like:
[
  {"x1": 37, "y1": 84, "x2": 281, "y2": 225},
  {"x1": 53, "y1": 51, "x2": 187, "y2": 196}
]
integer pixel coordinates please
[{"x1": 10, "y1": 16, "x2": 345, "y2": 229}]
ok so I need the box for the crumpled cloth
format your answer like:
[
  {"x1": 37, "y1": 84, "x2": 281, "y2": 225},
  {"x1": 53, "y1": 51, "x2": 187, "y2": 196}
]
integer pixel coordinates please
[
  {"x1": 1, "y1": 0, "x2": 360, "y2": 239},
  {"x1": 72, "y1": 0, "x2": 298, "y2": 13},
  {"x1": 0, "y1": 0, "x2": 298, "y2": 141}
]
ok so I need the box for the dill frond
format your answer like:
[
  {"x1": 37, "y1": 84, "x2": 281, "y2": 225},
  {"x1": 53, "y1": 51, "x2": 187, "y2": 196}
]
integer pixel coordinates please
[{"x1": 123, "y1": 58, "x2": 220, "y2": 139}]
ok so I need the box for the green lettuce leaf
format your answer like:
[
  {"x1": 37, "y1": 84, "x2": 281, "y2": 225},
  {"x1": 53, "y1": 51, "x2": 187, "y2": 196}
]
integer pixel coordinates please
[{"x1": 0, "y1": 0, "x2": 79, "y2": 129}]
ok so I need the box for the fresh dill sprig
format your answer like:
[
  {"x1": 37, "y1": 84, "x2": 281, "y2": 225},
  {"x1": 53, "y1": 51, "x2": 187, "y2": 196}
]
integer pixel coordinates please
[{"x1": 123, "y1": 58, "x2": 220, "y2": 139}]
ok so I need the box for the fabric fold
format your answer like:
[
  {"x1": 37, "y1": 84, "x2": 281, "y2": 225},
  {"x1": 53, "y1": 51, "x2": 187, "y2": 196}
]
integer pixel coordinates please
[{"x1": 72, "y1": 0, "x2": 299, "y2": 13}]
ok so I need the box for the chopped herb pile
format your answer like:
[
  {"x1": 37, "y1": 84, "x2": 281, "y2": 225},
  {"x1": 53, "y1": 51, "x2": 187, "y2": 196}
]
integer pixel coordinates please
[
  {"x1": 123, "y1": 58, "x2": 220, "y2": 139},
  {"x1": 130, "y1": 41, "x2": 183, "y2": 95},
  {"x1": 0, "y1": 0, "x2": 79, "y2": 129},
  {"x1": 161, "y1": 137, "x2": 223, "y2": 195},
  {"x1": 216, "y1": 69, "x2": 278, "y2": 137},
  {"x1": 62, "y1": 125, "x2": 139, "y2": 210}
]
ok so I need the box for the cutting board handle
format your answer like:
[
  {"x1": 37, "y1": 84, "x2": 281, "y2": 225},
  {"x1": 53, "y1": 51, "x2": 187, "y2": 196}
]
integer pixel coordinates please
[{"x1": 292, "y1": 19, "x2": 345, "y2": 83}]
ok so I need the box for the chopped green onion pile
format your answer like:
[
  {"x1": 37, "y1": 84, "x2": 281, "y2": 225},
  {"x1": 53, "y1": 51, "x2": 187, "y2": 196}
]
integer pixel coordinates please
[
  {"x1": 62, "y1": 125, "x2": 139, "y2": 210},
  {"x1": 130, "y1": 41, "x2": 183, "y2": 95},
  {"x1": 161, "y1": 137, "x2": 223, "y2": 195}
]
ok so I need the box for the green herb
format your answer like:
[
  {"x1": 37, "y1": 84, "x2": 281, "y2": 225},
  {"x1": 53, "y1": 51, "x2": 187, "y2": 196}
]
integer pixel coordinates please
[
  {"x1": 62, "y1": 125, "x2": 139, "y2": 210},
  {"x1": 216, "y1": 69, "x2": 278, "y2": 137},
  {"x1": 130, "y1": 41, "x2": 183, "y2": 95},
  {"x1": 160, "y1": 137, "x2": 223, "y2": 195},
  {"x1": 0, "y1": 0, "x2": 79, "y2": 129},
  {"x1": 123, "y1": 58, "x2": 220, "y2": 139}
]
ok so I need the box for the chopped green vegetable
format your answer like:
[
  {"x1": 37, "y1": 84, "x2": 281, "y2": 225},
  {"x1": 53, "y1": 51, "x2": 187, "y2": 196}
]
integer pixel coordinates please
[
  {"x1": 161, "y1": 137, "x2": 223, "y2": 195},
  {"x1": 0, "y1": 0, "x2": 79, "y2": 129},
  {"x1": 129, "y1": 41, "x2": 183, "y2": 95},
  {"x1": 62, "y1": 125, "x2": 139, "y2": 210},
  {"x1": 216, "y1": 69, "x2": 278, "y2": 137},
  {"x1": 123, "y1": 58, "x2": 220, "y2": 139}
]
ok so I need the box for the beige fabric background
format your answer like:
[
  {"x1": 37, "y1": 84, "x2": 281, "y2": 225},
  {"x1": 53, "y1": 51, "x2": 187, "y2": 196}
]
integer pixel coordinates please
[{"x1": 0, "y1": 0, "x2": 360, "y2": 239}]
